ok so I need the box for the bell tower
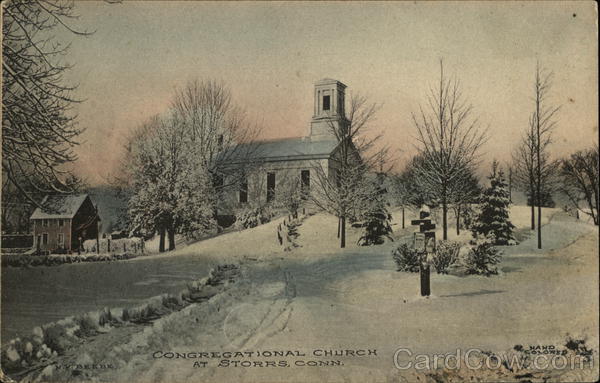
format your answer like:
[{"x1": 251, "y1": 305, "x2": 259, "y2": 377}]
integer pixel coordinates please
[{"x1": 309, "y1": 79, "x2": 348, "y2": 141}]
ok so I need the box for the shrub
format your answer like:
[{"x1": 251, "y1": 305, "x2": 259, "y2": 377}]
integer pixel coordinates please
[
  {"x1": 161, "y1": 294, "x2": 183, "y2": 310},
  {"x1": 234, "y1": 207, "x2": 272, "y2": 229},
  {"x1": 121, "y1": 308, "x2": 131, "y2": 322},
  {"x1": 98, "y1": 308, "x2": 114, "y2": 326},
  {"x1": 432, "y1": 241, "x2": 460, "y2": 274},
  {"x1": 391, "y1": 243, "x2": 421, "y2": 272},
  {"x1": 43, "y1": 324, "x2": 72, "y2": 354},
  {"x1": 465, "y1": 237, "x2": 502, "y2": 276},
  {"x1": 74, "y1": 314, "x2": 99, "y2": 337}
]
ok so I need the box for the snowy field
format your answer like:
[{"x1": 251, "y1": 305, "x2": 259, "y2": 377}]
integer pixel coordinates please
[{"x1": 12, "y1": 205, "x2": 597, "y2": 383}]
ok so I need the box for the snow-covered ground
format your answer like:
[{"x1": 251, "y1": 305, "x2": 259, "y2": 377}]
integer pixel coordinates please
[{"x1": 11, "y1": 206, "x2": 599, "y2": 382}]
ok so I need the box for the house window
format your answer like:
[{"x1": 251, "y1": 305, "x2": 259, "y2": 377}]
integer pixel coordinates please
[
  {"x1": 266, "y1": 172, "x2": 275, "y2": 202},
  {"x1": 42, "y1": 233, "x2": 48, "y2": 245},
  {"x1": 59, "y1": 219, "x2": 64, "y2": 227},
  {"x1": 43, "y1": 219, "x2": 49, "y2": 227},
  {"x1": 239, "y1": 178, "x2": 248, "y2": 203},
  {"x1": 301, "y1": 170, "x2": 310, "y2": 199},
  {"x1": 323, "y1": 95, "x2": 330, "y2": 111},
  {"x1": 57, "y1": 233, "x2": 64, "y2": 247}
]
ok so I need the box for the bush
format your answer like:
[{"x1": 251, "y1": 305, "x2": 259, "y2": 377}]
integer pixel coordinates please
[
  {"x1": 432, "y1": 241, "x2": 460, "y2": 274},
  {"x1": 43, "y1": 324, "x2": 72, "y2": 354},
  {"x1": 465, "y1": 237, "x2": 502, "y2": 276},
  {"x1": 391, "y1": 243, "x2": 421, "y2": 272},
  {"x1": 234, "y1": 207, "x2": 272, "y2": 229},
  {"x1": 98, "y1": 308, "x2": 115, "y2": 326},
  {"x1": 74, "y1": 314, "x2": 99, "y2": 337}
]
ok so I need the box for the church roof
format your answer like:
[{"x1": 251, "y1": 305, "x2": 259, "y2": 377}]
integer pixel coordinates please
[
  {"x1": 316, "y1": 78, "x2": 347, "y2": 88},
  {"x1": 218, "y1": 137, "x2": 339, "y2": 164},
  {"x1": 30, "y1": 194, "x2": 91, "y2": 220}
]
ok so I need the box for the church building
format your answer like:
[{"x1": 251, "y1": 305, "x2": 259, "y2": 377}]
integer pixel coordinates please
[{"x1": 219, "y1": 78, "x2": 352, "y2": 210}]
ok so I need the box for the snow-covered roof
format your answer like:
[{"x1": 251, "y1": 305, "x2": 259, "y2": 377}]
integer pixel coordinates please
[
  {"x1": 218, "y1": 137, "x2": 339, "y2": 164},
  {"x1": 30, "y1": 194, "x2": 90, "y2": 220}
]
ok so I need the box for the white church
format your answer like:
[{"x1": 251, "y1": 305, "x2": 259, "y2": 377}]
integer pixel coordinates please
[{"x1": 219, "y1": 78, "x2": 352, "y2": 210}]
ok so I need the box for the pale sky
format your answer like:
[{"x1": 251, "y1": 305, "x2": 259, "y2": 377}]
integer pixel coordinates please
[{"x1": 56, "y1": 1, "x2": 598, "y2": 185}]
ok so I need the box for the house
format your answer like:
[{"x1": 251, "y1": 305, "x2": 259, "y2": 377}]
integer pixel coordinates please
[
  {"x1": 219, "y1": 78, "x2": 351, "y2": 210},
  {"x1": 30, "y1": 194, "x2": 100, "y2": 253}
]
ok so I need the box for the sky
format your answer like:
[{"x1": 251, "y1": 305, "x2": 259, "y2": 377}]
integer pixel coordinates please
[{"x1": 51, "y1": 1, "x2": 598, "y2": 185}]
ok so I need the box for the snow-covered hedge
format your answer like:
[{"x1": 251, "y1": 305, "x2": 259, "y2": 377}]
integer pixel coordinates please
[{"x1": 1, "y1": 252, "x2": 139, "y2": 268}]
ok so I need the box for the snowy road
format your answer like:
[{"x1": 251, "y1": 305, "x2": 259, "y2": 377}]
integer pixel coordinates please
[{"x1": 1, "y1": 253, "x2": 217, "y2": 343}]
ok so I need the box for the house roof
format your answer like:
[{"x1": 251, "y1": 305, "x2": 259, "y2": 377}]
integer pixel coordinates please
[
  {"x1": 30, "y1": 194, "x2": 91, "y2": 220},
  {"x1": 218, "y1": 137, "x2": 339, "y2": 164}
]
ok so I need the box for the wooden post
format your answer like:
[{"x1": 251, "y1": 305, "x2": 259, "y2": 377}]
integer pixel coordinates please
[
  {"x1": 107, "y1": 238, "x2": 111, "y2": 253},
  {"x1": 420, "y1": 263, "x2": 430, "y2": 296},
  {"x1": 96, "y1": 235, "x2": 100, "y2": 254},
  {"x1": 402, "y1": 207, "x2": 405, "y2": 229},
  {"x1": 411, "y1": 205, "x2": 435, "y2": 297},
  {"x1": 123, "y1": 242, "x2": 126, "y2": 253}
]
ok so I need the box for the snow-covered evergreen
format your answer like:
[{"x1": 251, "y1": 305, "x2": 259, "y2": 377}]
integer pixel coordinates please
[
  {"x1": 358, "y1": 175, "x2": 393, "y2": 246},
  {"x1": 471, "y1": 162, "x2": 516, "y2": 245}
]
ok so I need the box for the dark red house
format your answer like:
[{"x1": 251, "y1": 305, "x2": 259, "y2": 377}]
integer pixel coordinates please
[{"x1": 30, "y1": 194, "x2": 100, "y2": 253}]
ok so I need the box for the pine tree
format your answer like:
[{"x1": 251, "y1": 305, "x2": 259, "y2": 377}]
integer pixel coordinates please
[
  {"x1": 472, "y1": 162, "x2": 516, "y2": 245},
  {"x1": 358, "y1": 174, "x2": 393, "y2": 246}
]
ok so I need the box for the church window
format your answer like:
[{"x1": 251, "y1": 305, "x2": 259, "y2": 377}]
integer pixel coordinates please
[
  {"x1": 239, "y1": 178, "x2": 248, "y2": 203},
  {"x1": 267, "y1": 172, "x2": 275, "y2": 202},
  {"x1": 301, "y1": 170, "x2": 310, "y2": 198},
  {"x1": 323, "y1": 95, "x2": 330, "y2": 111}
]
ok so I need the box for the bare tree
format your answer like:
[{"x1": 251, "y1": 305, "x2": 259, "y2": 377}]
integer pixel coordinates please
[
  {"x1": 530, "y1": 63, "x2": 560, "y2": 249},
  {"x1": 391, "y1": 171, "x2": 410, "y2": 229},
  {"x1": 2, "y1": 0, "x2": 91, "y2": 207},
  {"x1": 310, "y1": 94, "x2": 388, "y2": 248},
  {"x1": 561, "y1": 145, "x2": 599, "y2": 225},
  {"x1": 512, "y1": 124, "x2": 538, "y2": 230},
  {"x1": 512, "y1": 108, "x2": 559, "y2": 233},
  {"x1": 447, "y1": 165, "x2": 481, "y2": 236},
  {"x1": 170, "y1": 79, "x2": 262, "y2": 196},
  {"x1": 411, "y1": 60, "x2": 487, "y2": 240}
]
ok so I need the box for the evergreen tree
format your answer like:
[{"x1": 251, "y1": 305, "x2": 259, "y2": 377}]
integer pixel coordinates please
[
  {"x1": 358, "y1": 174, "x2": 393, "y2": 246},
  {"x1": 472, "y1": 162, "x2": 516, "y2": 245}
]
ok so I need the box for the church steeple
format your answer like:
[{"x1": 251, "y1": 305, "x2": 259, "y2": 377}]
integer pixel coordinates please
[{"x1": 309, "y1": 79, "x2": 348, "y2": 141}]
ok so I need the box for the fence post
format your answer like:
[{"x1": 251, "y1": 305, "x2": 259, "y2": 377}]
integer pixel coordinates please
[{"x1": 107, "y1": 238, "x2": 111, "y2": 253}]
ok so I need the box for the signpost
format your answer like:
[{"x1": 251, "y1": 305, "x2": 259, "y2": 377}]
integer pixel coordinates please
[{"x1": 411, "y1": 206, "x2": 436, "y2": 297}]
